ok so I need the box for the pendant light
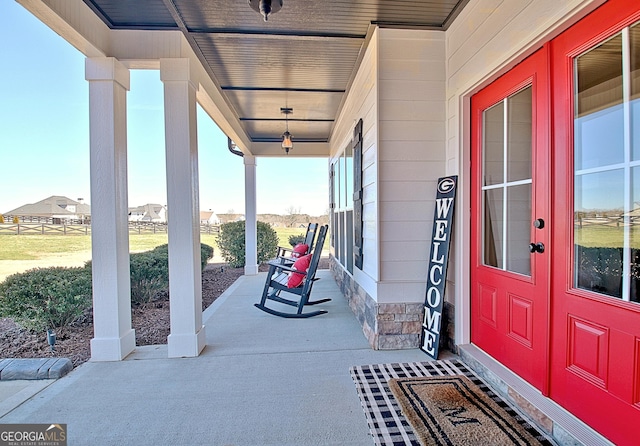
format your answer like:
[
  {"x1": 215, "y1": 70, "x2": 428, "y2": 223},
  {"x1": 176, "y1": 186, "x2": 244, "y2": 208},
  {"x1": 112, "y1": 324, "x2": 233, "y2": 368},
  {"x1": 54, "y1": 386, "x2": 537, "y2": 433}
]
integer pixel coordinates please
[{"x1": 281, "y1": 107, "x2": 293, "y2": 154}]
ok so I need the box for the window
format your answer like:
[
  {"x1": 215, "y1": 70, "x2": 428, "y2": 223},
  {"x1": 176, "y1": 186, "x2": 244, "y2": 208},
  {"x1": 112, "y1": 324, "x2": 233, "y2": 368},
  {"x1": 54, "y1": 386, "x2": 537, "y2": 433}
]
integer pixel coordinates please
[
  {"x1": 482, "y1": 87, "x2": 533, "y2": 276},
  {"x1": 332, "y1": 150, "x2": 353, "y2": 272},
  {"x1": 331, "y1": 120, "x2": 362, "y2": 274},
  {"x1": 573, "y1": 22, "x2": 640, "y2": 303}
]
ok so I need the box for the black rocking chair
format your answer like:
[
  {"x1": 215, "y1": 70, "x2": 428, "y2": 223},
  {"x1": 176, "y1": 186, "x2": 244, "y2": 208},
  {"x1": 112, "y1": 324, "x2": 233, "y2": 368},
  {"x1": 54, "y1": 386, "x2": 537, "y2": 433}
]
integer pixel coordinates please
[{"x1": 255, "y1": 224, "x2": 330, "y2": 318}]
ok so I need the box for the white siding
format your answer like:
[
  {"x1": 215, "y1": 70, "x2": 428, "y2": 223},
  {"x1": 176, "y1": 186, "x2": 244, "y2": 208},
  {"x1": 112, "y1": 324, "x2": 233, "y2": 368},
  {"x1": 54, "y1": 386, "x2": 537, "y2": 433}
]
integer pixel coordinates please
[
  {"x1": 377, "y1": 29, "x2": 446, "y2": 302},
  {"x1": 330, "y1": 29, "x2": 380, "y2": 297},
  {"x1": 446, "y1": 0, "x2": 604, "y2": 97}
]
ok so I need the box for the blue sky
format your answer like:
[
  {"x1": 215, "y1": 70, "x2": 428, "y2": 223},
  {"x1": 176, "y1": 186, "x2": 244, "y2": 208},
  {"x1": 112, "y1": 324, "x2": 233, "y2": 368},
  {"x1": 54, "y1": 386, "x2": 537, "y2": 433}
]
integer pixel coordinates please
[{"x1": 0, "y1": 1, "x2": 329, "y2": 217}]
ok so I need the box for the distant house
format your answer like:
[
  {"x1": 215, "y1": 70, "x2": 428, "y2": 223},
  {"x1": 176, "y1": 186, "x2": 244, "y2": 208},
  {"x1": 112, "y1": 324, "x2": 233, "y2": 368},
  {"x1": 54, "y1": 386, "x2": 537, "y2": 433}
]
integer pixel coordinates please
[
  {"x1": 200, "y1": 210, "x2": 220, "y2": 225},
  {"x1": 5, "y1": 196, "x2": 91, "y2": 222},
  {"x1": 128, "y1": 204, "x2": 166, "y2": 223}
]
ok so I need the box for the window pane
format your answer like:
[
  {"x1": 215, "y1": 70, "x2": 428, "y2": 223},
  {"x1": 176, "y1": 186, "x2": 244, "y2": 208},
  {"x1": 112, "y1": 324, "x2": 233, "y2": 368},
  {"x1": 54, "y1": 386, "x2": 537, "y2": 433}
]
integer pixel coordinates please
[
  {"x1": 507, "y1": 87, "x2": 532, "y2": 182},
  {"x1": 330, "y1": 211, "x2": 336, "y2": 249},
  {"x1": 335, "y1": 160, "x2": 341, "y2": 209},
  {"x1": 345, "y1": 144, "x2": 354, "y2": 208},
  {"x1": 338, "y1": 211, "x2": 345, "y2": 263},
  {"x1": 575, "y1": 34, "x2": 624, "y2": 169},
  {"x1": 483, "y1": 102, "x2": 504, "y2": 185},
  {"x1": 484, "y1": 188, "x2": 504, "y2": 268},
  {"x1": 631, "y1": 167, "x2": 640, "y2": 303},
  {"x1": 633, "y1": 24, "x2": 640, "y2": 302},
  {"x1": 507, "y1": 184, "x2": 531, "y2": 276},
  {"x1": 631, "y1": 23, "x2": 640, "y2": 101},
  {"x1": 346, "y1": 210, "x2": 354, "y2": 274},
  {"x1": 631, "y1": 24, "x2": 640, "y2": 160},
  {"x1": 574, "y1": 170, "x2": 624, "y2": 298}
]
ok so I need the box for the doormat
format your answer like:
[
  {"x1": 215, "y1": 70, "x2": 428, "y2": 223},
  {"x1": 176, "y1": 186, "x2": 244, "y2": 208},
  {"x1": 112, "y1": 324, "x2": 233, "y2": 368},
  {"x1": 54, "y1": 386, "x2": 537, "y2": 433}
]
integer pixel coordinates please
[
  {"x1": 349, "y1": 360, "x2": 553, "y2": 446},
  {"x1": 389, "y1": 375, "x2": 546, "y2": 446}
]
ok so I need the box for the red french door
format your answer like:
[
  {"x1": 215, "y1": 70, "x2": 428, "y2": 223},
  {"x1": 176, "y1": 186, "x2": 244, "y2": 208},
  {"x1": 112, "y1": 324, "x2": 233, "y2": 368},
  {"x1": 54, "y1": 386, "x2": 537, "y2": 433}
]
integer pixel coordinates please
[
  {"x1": 550, "y1": 1, "x2": 640, "y2": 444},
  {"x1": 471, "y1": 1, "x2": 640, "y2": 443},
  {"x1": 471, "y1": 47, "x2": 550, "y2": 392}
]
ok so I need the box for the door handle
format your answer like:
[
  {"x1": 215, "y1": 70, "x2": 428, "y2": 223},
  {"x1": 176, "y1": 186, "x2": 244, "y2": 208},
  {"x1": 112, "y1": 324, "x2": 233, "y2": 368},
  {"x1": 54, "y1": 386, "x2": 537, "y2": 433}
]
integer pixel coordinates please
[{"x1": 529, "y1": 242, "x2": 545, "y2": 254}]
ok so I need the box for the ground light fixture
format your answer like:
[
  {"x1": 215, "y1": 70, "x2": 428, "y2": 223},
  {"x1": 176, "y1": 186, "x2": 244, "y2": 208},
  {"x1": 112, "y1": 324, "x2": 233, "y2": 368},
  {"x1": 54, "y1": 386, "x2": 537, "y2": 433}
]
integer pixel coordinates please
[
  {"x1": 47, "y1": 329, "x2": 56, "y2": 352},
  {"x1": 249, "y1": 0, "x2": 283, "y2": 21},
  {"x1": 281, "y1": 107, "x2": 293, "y2": 154}
]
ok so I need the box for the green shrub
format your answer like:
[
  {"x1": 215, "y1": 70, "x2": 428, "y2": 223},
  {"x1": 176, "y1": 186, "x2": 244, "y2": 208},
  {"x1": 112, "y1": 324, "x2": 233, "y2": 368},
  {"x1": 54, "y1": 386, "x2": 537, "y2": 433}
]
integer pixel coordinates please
[
  {"x1": 128, "y1": 248, "x2": 170, "y2": 305},
  {"x1": 0, "y1": 267, "x2": 92, "y2": 331},
  {"x1": 87, "y1": 243, "x2": 215, "y2": 305},
  {"x1": 149, "y1": 243, "x2": 214, "y2": 270},
  {"x1": 288, "y1": 233, "x2": 306, "y2": 247},
  {"x1": 200, "y1": 243, "x2": 214, "y2": 267},
  {"x1": 217, "y1": 221, "x2": 278, "y2": 267},
  {"x1": 0, "y1": 242, "x2": 216, "y2": 331}
]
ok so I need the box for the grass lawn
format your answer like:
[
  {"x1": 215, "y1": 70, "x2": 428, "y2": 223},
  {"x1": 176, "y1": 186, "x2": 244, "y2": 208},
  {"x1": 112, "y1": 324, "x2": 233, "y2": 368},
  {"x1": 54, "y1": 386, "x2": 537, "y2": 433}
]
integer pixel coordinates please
[
  {"x1": 0, "y1": 233, "x2": 222, "y2": 261},
  {"x1": 274, "y1": 227, "x2": 308, "y2": 248},
  {"x1": 0, "y1": 227, "x2": 316, "y2": 262},
  {"x1": 575, "y1": 225, "x2": 640, "y2": 248},
  {"x1": 0, "y1": 226, "x2": 328, "y2": 282}
]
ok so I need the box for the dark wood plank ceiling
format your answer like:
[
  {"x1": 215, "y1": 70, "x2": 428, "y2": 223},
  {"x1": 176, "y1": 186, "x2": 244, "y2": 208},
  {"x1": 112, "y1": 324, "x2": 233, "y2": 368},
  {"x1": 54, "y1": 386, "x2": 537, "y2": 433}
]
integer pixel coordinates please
[{"x1": 82, "y1": 0, "x2": 469, "y2": 149}]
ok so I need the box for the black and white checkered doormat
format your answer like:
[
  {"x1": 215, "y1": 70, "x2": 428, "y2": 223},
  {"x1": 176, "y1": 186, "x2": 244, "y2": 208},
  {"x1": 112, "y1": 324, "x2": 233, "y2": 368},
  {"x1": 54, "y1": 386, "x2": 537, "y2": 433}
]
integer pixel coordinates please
[{"x1": 349, "y1": 359, "x2": 554, "y2": 446}]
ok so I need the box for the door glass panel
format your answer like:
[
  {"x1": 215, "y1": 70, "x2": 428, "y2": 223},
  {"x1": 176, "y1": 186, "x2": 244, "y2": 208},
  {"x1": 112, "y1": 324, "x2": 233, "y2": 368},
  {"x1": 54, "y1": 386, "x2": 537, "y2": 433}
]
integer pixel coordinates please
[
  {"x1": 484, "y1": 188, "x2": 504, "y2": 268},
  {"x1": 507, "y1": 184, "x2": 532, "y2": 275},
  {"x1": 631, "y1": 23, "x2": 640, "y2": 303},
  {"x1": 508, "y1": 88, "x2": 533, "y2": 182},
  {"x1": 631, "y1": 167, "x2": 640, "y2": 303},
  {"x1": 632, "y1": 24, "x2": 640, "y2": 161},
  {"x1": 575, "y1": 34, "x2": 624, "y2": 170},
  {"x1": 483, "y1": 102, "x2": 504, "y2": 186},
  {"x1": 482, "y1": 86, "x2": 532, "y2": 276},
  {"x1": 574, "y1": 169, "x2": 624, "y2": 298},
  {"x1": 573, "y1": 24, "x2": 640, "y2": 303}
]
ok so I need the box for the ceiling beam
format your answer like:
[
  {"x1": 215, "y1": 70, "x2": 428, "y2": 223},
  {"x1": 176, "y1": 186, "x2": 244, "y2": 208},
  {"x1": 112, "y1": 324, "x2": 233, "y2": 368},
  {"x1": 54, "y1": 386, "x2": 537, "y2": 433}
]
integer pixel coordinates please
[
  {"x1": 252, "y1": 138, "x2": 328, "y2": 143},
  {"x1": 240, "y1": 118, "x2": 334, "y2": 122},
  {"x1": 250, "y1": 141, "x2": 330, "y2": 157},
  {"x1": 187, "y1": 29, "x2": 365, "y2": 41},
  {"x1": 221, "y1": 87, "x2": 345, "y2": 93}
]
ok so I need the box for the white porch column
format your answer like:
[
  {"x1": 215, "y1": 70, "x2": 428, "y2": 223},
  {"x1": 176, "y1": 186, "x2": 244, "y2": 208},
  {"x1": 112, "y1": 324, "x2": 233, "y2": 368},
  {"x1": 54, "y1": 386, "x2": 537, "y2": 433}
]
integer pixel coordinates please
[
  {"x1": 244, "y1": 155, "x2": 259, "y2": 275},
  {"x1": 160, "y1": 58, "x2": 206, "y2": 358},
  {"x1": 86, "y1": 57, "x2": 136, "y2": 361}
]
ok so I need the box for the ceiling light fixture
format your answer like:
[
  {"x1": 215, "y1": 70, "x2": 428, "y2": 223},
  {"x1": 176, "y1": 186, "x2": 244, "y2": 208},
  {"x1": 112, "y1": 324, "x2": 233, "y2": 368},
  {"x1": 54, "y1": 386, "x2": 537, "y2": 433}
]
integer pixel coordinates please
[
  {"x1": 248, "y1": 0, "x2": 283, "y2": 22},
  {"x1": 281, "y1": 107, "x2": 293, "y2": 154}
]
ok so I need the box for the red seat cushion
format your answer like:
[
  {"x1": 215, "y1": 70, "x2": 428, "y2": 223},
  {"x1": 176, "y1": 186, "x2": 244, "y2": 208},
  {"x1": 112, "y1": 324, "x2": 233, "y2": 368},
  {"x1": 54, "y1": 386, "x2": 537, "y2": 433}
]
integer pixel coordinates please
[
  {"x1": 287, "y1": 254, "x2": 312, "y2": 288},
  {"x1": 291, "y1": 243, "x2": 309, "y2": 258}
]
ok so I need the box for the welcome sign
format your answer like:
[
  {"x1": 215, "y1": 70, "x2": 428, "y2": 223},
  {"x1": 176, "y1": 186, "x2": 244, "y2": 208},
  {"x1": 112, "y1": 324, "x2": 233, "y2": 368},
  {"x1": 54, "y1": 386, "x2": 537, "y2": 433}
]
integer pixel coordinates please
[{"x1": 421, "y1": 175, "x2": 457, "y2": 359}]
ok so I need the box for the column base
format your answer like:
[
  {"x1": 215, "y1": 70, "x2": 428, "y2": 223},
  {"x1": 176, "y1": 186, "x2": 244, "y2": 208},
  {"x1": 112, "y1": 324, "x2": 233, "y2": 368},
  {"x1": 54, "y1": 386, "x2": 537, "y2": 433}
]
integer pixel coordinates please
[
  {"x1": 244, "y1": 264, "x2": 259, "y2": 275},
  {"x1": 167, "y1": 326, "x2": 206, "y2": 358},
  {"x1": 90, "y1": 329, "x2": 136, "y2": 361}
]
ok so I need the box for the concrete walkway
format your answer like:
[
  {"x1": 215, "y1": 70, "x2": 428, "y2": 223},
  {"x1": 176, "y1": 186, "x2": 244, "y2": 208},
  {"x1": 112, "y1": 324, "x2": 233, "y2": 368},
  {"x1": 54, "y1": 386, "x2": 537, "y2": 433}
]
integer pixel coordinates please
[{"x1": 0, "y1": 270, "x2": 433, "y2": 445}]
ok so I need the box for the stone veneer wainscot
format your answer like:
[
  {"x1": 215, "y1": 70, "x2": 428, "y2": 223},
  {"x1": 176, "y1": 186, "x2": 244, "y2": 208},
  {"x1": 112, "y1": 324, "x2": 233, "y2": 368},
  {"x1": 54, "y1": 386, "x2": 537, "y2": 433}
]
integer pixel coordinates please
[{"x1": 330, "y1": 256, "x2": 456, "y2": 352}]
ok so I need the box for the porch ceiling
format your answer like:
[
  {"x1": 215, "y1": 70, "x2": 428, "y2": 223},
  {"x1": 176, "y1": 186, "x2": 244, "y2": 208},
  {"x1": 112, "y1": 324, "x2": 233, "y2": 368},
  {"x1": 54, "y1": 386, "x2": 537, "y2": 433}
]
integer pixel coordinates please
[{"x1": 82, "y1": 0, "x2": 469, "y2": 155}]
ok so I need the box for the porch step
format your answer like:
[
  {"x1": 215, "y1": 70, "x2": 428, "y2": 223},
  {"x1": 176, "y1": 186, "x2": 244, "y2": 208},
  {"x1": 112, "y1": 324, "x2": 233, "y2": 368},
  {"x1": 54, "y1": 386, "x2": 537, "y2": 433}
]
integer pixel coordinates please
[{"x1": 0, "y1": 358, "x2": 72, "y2": 380}]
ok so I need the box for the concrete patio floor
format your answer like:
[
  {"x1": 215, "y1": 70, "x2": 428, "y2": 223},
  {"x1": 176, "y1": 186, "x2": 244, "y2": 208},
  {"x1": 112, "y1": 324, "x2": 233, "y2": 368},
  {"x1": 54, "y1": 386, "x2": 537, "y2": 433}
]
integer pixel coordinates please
[{"x1": 0, "y1": 270, "x2": 438, "y2": 445}]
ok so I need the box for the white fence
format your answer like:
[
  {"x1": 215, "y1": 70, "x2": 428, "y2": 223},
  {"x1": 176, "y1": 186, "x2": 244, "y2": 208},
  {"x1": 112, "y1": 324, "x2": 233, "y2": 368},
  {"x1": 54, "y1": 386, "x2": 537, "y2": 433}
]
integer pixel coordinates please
[{"x1": 0, "y1": 222, "x2": 219, "y2": 235}]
